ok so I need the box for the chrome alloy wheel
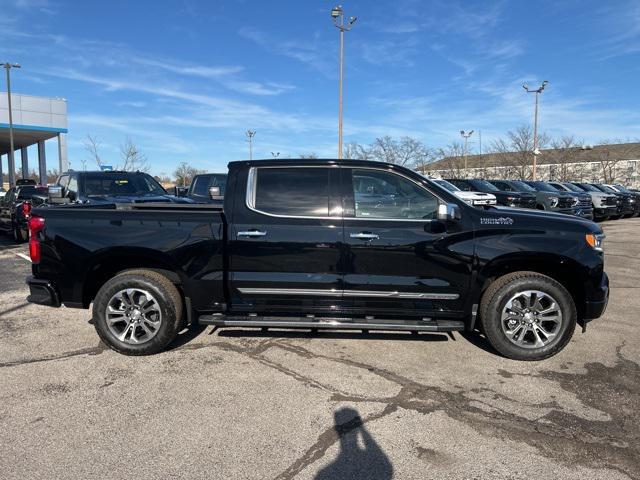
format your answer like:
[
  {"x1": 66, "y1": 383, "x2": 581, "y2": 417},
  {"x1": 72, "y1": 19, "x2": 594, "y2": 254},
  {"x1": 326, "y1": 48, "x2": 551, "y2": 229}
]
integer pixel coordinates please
[
  {"x1": 500, "y1": 290, "x2": 563, "y2": 349},
  {"x1": 105, "y1": 288, "x2": 162, "y2": 344}
]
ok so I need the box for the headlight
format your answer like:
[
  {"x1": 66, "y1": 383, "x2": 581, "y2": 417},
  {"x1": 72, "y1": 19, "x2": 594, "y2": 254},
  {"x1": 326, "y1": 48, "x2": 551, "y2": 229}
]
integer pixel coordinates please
[
  {"x1": 585, "y1": 233, "x2": 605, "y2": 252},
  {"x1": 549, "y1": 196, "x2": 559, "y2": 207}
]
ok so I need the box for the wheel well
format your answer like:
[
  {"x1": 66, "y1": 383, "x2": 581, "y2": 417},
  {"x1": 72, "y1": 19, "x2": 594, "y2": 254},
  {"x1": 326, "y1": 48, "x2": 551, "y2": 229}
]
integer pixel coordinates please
[
  {"x1": 82, "y1": 255, "x2": 182, "y2": 308},
  {"x1": 479, "y1": 260, "x2": 586, "y2": 319}
]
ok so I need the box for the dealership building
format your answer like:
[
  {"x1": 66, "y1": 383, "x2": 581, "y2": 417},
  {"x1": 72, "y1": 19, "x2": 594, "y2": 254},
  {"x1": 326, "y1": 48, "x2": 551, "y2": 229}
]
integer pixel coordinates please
[{"x1": 0, "y1": 92, "x2": 68, "y2": 188}]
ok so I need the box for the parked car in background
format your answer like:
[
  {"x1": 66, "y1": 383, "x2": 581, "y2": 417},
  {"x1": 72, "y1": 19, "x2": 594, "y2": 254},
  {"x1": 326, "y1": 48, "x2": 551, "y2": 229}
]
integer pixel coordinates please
[
  {"x1": 570, "y1": 183, "x2": 621, "y2": 220},
  {"x1": 605, "y1": 184, "x2": 640, "y2": 217},
  {"x1": 516, "y1": 181, "x2": 580, "y2": 216},
  {"x1": 480, "y1": 179, "x2": 539, "y2": 209},
  {"x1": 0, "y1": 188, "x2": 6, "y2": 199},
  {"x1": 591, "y1": 183, "x2": 635, "y2": 218},
  {"x1": 187, "y1": 173, "x2": 227, "y2": 205},
  {"x1": 51, "y1": 171, "x2": 194, "y2": 205},
  {"x1": 540, "y1": 181, "x2": 594, "y2": 220},
  {"x1": 27, "y1": 158, "x2": 609, "y2": 361},
  {"x1": 549, "y1": 182, "x2": 615, "y2": 221},
  {"x1": 0, "y1": 184, "x2": 48, "y2": 242},
  {"x1": 430, "y1": 178, "x2": 497, "y2": 207},
  {"x1": 446, "y1": 178, "x2": 537, "y2": 208}
]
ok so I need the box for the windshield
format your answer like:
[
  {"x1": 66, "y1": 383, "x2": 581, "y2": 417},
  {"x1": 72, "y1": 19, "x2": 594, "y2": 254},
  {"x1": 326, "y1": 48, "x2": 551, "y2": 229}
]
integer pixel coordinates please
[
  {"x1": 470, "y1": 179, "x2": 499, "y2": 191},
  {"x1": 576, "y1": 183, "x2": 598, "y2": 192},
  {"x1": 593, "y1": 184, "x2": 616, "y2": 194},
  {"x1": 433, "y1": 179, "x2": 459, "y2": 192},
  {"x1": 509, "y1": 181, "x2": 536, "y2": 192},
  {"x1": 548, "y1": 183, "x2": 569, "y2": 192},
  {"x1": 614, "y1": 184, "x2": 631, "y2": 193},
  {"x1": 561, "y1": 183, "x2": 584, "y2": 193},
  {"x1": 83, "y1": 173, "x2": 166, "y2": 197},
  {"x1": 529, "y1": 181, "x2": 559, "y2": 192}
]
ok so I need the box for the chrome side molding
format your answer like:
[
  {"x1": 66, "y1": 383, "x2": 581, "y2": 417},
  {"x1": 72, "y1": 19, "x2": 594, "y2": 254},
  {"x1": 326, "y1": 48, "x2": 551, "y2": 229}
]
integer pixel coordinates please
[{"x1": 238, "y1": 287, "x2": 459, "y2": 300}]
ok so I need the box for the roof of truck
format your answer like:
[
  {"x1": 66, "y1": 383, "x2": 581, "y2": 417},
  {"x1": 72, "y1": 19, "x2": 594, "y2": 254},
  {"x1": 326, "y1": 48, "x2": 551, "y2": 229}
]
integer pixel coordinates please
[{"x1": 227, "y1": 158, "x2": 412, "y2": 170}]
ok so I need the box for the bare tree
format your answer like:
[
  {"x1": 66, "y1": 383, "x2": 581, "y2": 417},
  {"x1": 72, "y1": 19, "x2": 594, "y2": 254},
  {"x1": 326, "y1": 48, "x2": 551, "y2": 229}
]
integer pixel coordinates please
[
  {"x1": 154, "y1": 172, "x2": 173, "y2": 185},
  {"x1": 17, "y1": 168, "x2": 39, "y2": 181},
  {"x1": 46, "y1": 169, "x2": 60, "y2": 184},
  {"x1": 298, "y1": 153, "x2": 318, "y2": 159},
  {"x1": 119, "y1": 137, "x2": 149, "y2": 172},
  {"x1": 548, "y1": 136, "x2": 585, "y2": 181},
  {"x1": 173, "y1": 162, "x2": 205, "y2": 187},
  {"x1": 368, "y1": 136, "x2": 431, "y2": 169},
  {"x1": 84, "y1": 134, "x2": 103, "y2": 169},
  {"x1": 490, "y1": 125, "x2": 550, "y2": 180},
  {"x1": 344, "y1": 141, "x2": 371, "y2": 160},
  {"x1": 432, "y1": 142, "x2": 466, "y2": 178}
]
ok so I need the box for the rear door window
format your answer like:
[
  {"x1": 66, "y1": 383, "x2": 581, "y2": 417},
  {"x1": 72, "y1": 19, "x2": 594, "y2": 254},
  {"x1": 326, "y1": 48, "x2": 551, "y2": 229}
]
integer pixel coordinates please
[{"x1": 252, "y1": 167, "x2": 331, "y2": 217}]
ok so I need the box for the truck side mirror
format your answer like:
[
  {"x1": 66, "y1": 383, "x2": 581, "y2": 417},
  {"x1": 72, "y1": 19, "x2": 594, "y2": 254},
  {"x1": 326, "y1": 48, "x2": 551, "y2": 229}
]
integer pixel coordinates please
[
  {"x1": 48, "y1": 186, "x2": 71, "y2": 204},
  {"x1": 209, "y1": 186, "x2": 221, "y2": 199},
  {"x1": 437, "y1": 203, "x2": 461, "y2": 222},
  {"x1": 48, "y1": 186, "x2": 63, "y2": 200}
]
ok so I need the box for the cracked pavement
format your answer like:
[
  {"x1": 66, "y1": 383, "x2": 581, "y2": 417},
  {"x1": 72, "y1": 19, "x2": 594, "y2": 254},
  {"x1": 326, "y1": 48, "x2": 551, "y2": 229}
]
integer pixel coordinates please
[{"x1": 1, "y1": 219, "x2": 639, "y2": 479}]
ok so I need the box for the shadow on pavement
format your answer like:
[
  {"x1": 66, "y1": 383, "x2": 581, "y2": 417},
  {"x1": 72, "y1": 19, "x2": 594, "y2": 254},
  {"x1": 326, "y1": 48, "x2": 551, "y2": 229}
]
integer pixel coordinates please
[
  {"x1": 217, "y1": 328, "x2": 449, "y2": 342},
  {"x1": 460, "y1": 331, "x2": 502, "y2": 356},
  {"x1": 315, "y1": 407, "x2": 393, "y2": 480},
  {"x1": 167, "y1": 323, "x2": 208, "y2": 350}
]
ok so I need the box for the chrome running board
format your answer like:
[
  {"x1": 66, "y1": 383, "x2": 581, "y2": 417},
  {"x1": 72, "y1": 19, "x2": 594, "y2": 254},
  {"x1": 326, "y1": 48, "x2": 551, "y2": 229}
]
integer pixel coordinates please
[{"x1": 198, "y1": 314, "x2": 464, "y2": 332}]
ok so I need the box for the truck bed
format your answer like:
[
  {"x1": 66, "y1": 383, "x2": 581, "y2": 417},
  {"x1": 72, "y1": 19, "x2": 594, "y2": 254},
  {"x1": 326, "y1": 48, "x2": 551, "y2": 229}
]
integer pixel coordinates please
[{"x1": 31, "y1": 203, "x2": 226, "y2": 312}]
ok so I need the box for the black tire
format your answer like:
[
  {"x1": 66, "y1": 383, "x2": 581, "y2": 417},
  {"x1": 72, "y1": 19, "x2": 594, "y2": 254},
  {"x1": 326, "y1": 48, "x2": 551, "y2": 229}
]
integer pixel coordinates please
[
  {"x1": 13, "y1": 225, "x2": 27, "y2": 243},
  {"x1": 93, "y1": 269, "x2": 183, "y2": 355},
  {"x1": 479, "y1": 271, "x2": 576, "y2": 361}
]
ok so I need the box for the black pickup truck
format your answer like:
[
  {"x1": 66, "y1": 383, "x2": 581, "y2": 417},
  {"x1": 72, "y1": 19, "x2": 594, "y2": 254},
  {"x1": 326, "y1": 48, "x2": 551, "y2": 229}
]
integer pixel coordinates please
[
  {"x1": 26, "y1": 159, "x2": 609, "y2": 361},
  {"x1": 53, "y1": 170, "x2": 193, "y2": 205}
]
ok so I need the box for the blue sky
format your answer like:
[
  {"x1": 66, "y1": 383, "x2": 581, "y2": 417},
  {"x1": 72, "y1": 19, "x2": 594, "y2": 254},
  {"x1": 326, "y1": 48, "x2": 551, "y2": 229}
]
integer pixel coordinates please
[{"x1": 1, "y1": 0, "x2": 639, "y2": 176}]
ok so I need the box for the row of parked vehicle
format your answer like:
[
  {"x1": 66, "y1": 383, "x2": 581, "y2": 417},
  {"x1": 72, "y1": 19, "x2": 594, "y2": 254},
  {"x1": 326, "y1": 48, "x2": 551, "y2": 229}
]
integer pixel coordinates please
[
  {"x1": 433, "y1": 177, "x2": 639, "y2": 221},
  {"x1": 0, "y1": 170, "x2": 229, "y2": 244}
]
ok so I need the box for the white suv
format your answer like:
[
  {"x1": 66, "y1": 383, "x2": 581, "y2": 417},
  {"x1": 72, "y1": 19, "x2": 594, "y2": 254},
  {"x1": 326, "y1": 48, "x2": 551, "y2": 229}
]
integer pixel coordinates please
[{"x1": 431, "y1": 178, "x2": 497, "y2": 206}]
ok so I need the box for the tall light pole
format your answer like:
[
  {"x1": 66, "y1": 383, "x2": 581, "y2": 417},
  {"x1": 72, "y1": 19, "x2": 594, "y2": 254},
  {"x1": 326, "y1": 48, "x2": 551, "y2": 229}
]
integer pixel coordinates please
[
  {"x1": 460, "y1": 130, "x2": 474, "y2": 173},
  {"x1": 331, "y1": 5, "x2": 357, "y2": 160},
  {"x1": 2, "y1": 62, "x2": 20, "y2": 187},
  {"x1": 246, "y1": 130, "x2": 256, "y2": 160},
  {"x1": 523, "y1": 80, "x2": 548, "y2": 180}
]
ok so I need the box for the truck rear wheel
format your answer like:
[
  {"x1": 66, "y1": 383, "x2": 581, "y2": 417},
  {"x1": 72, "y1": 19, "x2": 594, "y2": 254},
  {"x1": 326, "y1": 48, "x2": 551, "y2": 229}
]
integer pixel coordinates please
[
  {"x1": 479, "y1": 272, "x2": 576, "y2": 361},
  {"x1": 93, "y1": 269, "x2": 183, "y2": 355}
]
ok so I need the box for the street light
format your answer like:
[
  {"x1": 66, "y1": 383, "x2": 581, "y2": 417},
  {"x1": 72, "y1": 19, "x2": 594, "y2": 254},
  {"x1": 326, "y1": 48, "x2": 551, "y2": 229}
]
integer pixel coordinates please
[
  {"x1": 331, "y1": 5, "x2": 357, "y2": 160},
  {"x1": 523, "y1": 80, "x2": 549, "y2": 180},
  {"x1": 2, "y1": 62, "x2": 21, "y2": 187},
  {"x1": 245, "y1": 130, "x2": 256, "y2": 160},
  {"x1": 460, "y1": 130, "x2": 474, "y2": 173},
  {"x1": 271, "y1": 151, "x2": 280, "y2": 158}
]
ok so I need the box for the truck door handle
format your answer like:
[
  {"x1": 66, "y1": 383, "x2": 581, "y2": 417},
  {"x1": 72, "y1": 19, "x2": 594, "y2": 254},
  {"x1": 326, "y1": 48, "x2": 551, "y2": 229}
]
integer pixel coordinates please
[
  {"x1": 350, "y1": 232, "x2": 379, "y2": 240},
  {"x1": 237, "y1": 230, "x2": 267, "y2": 238}
]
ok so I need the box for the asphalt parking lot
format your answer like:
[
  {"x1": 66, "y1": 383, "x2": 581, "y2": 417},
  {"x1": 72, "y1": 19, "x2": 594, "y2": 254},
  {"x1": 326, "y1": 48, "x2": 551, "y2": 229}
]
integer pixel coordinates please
[{"x1": 0, "y1": 219, "x2": 638, "y2": 480}]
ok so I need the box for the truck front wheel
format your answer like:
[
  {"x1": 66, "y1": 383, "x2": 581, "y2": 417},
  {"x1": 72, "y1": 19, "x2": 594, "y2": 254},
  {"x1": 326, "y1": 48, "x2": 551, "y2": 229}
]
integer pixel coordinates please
[
  {"x1": 479, "y1": 272, "x2": 576, "y2": 361},
  {"x1": 93, "y1": 269, "x2": 183, "y2": 355}
]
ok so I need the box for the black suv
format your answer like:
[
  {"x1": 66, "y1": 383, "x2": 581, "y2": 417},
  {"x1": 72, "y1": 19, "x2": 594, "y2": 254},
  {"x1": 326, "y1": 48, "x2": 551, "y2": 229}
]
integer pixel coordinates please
[{"x1": 446, "y1": 178, "x2": 536, "y2": 208}]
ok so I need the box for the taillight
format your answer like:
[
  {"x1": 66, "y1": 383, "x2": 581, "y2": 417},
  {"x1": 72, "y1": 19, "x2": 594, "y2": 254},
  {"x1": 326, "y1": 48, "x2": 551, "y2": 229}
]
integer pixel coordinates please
[
  {"x1": 22, "y1": 202, "x2": 32, "y2": 217},
  {"x1": 28, "y1": 216, "x2": 46, "y2": 264}
]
